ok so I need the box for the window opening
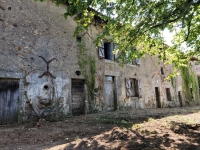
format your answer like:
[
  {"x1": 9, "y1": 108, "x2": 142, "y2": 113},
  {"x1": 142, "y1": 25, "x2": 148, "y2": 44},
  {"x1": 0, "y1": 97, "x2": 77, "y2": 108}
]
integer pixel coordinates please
[{"x1": 104, "y1": 42, "x2": 113, "y2": 60}]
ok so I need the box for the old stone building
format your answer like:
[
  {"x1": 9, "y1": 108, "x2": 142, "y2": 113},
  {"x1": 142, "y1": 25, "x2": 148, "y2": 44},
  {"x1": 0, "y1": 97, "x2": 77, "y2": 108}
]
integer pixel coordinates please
[{"x1": 0, "y1": 0, "x2": 199, "y2": 124}]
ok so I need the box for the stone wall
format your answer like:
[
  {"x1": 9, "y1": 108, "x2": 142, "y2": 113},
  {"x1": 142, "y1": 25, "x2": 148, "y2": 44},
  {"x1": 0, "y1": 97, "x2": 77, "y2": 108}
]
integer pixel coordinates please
[
  {"x1": 0, "y1": 0, "x2": 198, "y2": 123},
  {"x1": 0, "y1": 0, "x2": 86, "y2": 120}
]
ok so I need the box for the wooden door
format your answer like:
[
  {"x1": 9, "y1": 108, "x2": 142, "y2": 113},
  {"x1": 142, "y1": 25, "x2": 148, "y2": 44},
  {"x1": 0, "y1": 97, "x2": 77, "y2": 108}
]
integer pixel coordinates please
[
  {"x1": 71, "y1": 79, "x2": 85, "y2": 116},
  {"x1": 104, "y1": 76, "x2": 115, "y2": 110},
  {"x1": 0, "y1": 79, "x2": 19, "y2": 124}
]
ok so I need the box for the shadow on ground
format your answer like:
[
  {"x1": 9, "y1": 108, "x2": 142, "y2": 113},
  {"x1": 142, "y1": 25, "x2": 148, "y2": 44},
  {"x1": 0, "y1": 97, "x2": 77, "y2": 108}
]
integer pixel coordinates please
[{"x1": 1, "y1": 106, "x2": 200, "y2": 150}]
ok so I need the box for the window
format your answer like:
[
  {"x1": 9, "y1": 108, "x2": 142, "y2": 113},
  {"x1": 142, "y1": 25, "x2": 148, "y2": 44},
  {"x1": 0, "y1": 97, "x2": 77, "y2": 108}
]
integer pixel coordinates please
[
  {"x1": 104, "y1": 42, "x2": 113, "y2": 60},
  {"x1": 161, "y1": 67, "x2": 164, "y2": 75},
  {"x1": 98, "y1": 40, "x2": 120, "y2": 61},
  {"x1": 166, "y1": 88, "x2": 171, "y2": 101},
  {"x1": 124, "y1": 48, "x2": 141, "y2": 66},
  {"x1": 98, "y1": 41, "x2": 140, "y2": 65},
  {"x1": 125, "y1": 78, "x2": 142, "y2": 98}
]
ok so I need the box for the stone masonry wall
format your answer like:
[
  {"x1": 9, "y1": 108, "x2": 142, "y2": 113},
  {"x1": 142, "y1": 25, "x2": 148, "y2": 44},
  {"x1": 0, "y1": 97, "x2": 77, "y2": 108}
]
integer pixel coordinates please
[{"x1": 0, "y1": 0, "x2": 198, "y2": 123}]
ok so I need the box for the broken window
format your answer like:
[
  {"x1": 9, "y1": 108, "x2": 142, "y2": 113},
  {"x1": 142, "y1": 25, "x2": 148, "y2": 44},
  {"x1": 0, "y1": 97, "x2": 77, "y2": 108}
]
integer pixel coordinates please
[
  {"x1": 125, "y1": 78, "x2": 142, "y2": 98},
  {"x1": 166, "y1": 88, "x2": 171, "y2": 101}
]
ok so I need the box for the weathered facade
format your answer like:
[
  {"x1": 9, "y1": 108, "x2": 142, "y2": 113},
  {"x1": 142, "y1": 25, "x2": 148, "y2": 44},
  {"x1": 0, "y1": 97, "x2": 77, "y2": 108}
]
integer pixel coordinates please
[{"x1": 0, "y1": 0, "x2": 199, "y2": 124}]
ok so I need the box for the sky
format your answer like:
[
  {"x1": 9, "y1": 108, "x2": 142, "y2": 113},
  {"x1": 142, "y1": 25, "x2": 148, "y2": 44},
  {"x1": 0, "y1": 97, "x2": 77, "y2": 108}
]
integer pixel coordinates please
[{"x1": 163, "y1": 29, "x2": 174, "y2": 46}]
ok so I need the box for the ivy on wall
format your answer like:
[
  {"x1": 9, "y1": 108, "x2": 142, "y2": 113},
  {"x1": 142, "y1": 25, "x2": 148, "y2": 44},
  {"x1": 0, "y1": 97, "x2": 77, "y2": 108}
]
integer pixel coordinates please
[
  {"x1": 180, "y1": 66, "x2": 199, "y2": 102},
  {"x1": 77, "y1": 41, "x2": 96, "y2": 112}
]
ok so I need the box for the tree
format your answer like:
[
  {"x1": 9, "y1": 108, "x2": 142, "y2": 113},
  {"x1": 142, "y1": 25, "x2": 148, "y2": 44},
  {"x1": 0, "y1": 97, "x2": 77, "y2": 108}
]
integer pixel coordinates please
[{"x1": 39, "y1": 0, "x2": 200, "y2": 71}]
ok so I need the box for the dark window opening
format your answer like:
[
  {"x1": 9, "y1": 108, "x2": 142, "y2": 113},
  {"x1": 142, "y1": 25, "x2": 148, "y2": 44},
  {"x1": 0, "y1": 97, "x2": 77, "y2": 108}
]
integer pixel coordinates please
[
  {"x1": 166, "y1": 88, "x2": 171, "y2": 101},
  {"x1": 104, "y1": 42, "x2": 113, "y2": 60},
  {"x1": 161, "y1": 67, "x2": 164, "y2": 75}
]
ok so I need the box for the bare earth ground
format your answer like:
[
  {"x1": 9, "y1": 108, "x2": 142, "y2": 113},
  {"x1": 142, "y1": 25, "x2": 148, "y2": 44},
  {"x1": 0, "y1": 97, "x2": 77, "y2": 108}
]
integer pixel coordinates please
[{"x1": 1, "y1": 106, "x2": 200, "y2": 150}]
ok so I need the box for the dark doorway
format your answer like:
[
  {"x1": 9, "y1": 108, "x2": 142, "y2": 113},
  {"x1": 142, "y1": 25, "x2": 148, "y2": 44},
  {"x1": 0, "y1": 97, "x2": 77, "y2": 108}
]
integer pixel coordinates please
[
  {"x1": 155, "y1": 87, "x2": 161, "y2": 108},
  {"x1": 166, "y1": 88, "x2": 171, "y2": 101},
  {"x1": 0, "y1": 78, "x2": 19, "y2": 124},
  {"x1": 71, "y1": 79, "x2": 85, "y2": 116},
  {"x1": 178, "y1": 91, "x2": 183, "y2": 107}
]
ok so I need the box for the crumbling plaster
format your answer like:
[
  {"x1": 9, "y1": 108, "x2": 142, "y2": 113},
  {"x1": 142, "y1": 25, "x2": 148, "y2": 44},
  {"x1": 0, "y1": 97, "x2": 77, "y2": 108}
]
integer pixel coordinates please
[{"x1": 0, "y1": 0, "x2": 86, "y2": 117}]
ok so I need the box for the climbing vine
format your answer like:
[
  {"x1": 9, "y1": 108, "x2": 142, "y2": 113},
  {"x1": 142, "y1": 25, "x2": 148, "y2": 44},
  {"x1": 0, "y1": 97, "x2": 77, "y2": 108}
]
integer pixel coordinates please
[
  {"x1": 77, "y1": 41, "x2": 96, "y2": 112},
  {"x1": 180, "y1": 66, "x2": 199, "y2": 103}
]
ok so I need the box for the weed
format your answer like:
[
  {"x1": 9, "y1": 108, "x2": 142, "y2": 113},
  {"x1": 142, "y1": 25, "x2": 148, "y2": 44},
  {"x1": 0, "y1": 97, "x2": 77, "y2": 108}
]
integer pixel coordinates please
[
  {"x1": 148, "y1": 117, "x2": 154, "y2": 122},
  {"x1": 75, "y1": 136, "x2": 80, "y2": 141},
  {"x1": 132, "y1": 124, "x2": 141, "y2": 130},
  {"x1": 141, "y1": 129, "x2": 157, "y2": 135}
]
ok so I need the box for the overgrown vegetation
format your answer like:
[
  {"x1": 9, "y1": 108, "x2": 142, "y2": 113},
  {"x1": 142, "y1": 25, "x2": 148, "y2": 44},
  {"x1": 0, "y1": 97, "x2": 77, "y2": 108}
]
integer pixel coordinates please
[
  {"x1": 180, "y1": 66, "x2": 199, "y2": 103},
  {"x1": 38, "y1": 0, "x2": 200, "y2": 71},
  {"x1": 77, "y1": 41, "x2": 96, "y2": 113}
]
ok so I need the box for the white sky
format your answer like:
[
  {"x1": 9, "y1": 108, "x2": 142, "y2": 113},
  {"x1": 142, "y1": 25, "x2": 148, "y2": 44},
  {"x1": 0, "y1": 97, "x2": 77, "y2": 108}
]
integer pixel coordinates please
[{"x1": 163, "y1": 29, "x2": 174, "y2": 46}]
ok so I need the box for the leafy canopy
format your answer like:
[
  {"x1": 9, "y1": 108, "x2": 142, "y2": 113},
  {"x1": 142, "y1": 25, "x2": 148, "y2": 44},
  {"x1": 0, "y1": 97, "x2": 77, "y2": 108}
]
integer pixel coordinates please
[{"x1": 39, "y1": 0, "x2": 200, "y2": 69}]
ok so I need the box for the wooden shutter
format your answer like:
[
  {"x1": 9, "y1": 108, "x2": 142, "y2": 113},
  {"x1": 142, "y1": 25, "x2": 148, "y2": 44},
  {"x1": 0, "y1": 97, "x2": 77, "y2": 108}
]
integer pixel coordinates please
[
  {"x1": 113, "y1": 43, "x2": 120, "y2": 60},
  {"x1": 125, "y1": 78, "x2": 131, "y2": 98},
  {"x1": 137, "y1": 79, "x2": 142, "y2": 98},
  {"x1": 98, "y1": 40, "x2": 105, "y2": 58}
]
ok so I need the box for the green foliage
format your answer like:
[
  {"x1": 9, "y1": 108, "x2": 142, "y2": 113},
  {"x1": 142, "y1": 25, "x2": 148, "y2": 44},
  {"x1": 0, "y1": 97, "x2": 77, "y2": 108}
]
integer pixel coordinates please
[
  {"x1": 37, "y1": 0, "x2": 200, "y2": 72},
  {"x1": 180, "y1": 66, "x2": 199, "y2": 102},
  {"x1": 77, "y1": 41, "x2": 96, "y2": 112}
]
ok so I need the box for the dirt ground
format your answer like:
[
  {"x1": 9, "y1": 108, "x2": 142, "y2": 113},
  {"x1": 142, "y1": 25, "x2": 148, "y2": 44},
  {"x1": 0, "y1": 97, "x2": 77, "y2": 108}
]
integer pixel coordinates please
[{"x1": 1, "y1": 106, "x2": 200, "y2": 150}]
